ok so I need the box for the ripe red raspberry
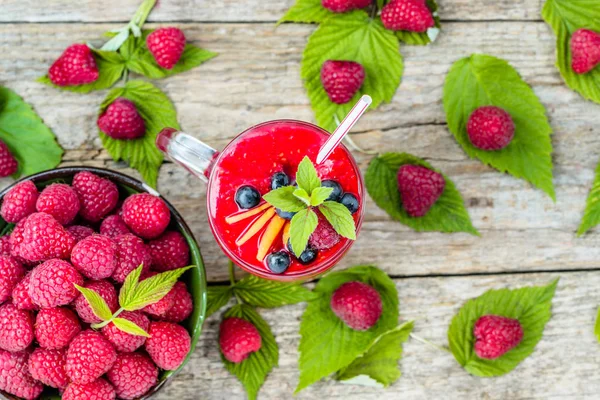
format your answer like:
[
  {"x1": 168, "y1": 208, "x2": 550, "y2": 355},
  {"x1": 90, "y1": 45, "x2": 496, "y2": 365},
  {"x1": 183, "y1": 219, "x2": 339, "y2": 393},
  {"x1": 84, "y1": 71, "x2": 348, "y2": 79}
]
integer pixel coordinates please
[
  {"x1": 98, "y1": 98, "x2": 146, "y2": 140},
  {"x1": 36, "y1": 183, "x2": 80, "y2": 225},
  {"x1": 0, "y1": 350, "x2": 44, "y2": 400},
  {"x1": 0, "y1": 255, "x2": 24, "y2": 304},
  {"x1": 571, "y1": 29, "x2": 600, "y2": 74},
  {"x1": 160, "y1": 281, "x2": 193, "y2": 323},
  {"x1": 71, "y1": 234, "x2": 118, "y2": 279},
  {"x1": 11, "y1": 271, "x2": 37, "y2": 311},
  {"x1": 121, "y1": 193, "x2": 171, "y2": 240},
  {"x1": 146, "y1": 27, "x2": 186, "y2": 69},
  {"x1": 74, "y1": 280, "x2": 119, "y2": 324},
  {"x1": 107, "y1": 352, "x2": 158, "y2": 400},
  {"x1": 18, "y1": 213, "x2": 76, "y2": 262},
  {"x1": 321, "y1": 0, "x2": 371, "y2": 12},
  {"x1": 48, "y1": 44, "x2": 99, "y2": 86},
  {"x1": 112, "y1": 234, "x2": 152, "y2": 283},
  {"x1": 100, "y1": 214, "x2": 131, "y2": 238},
  {"x1": 29, "y1": 259, "x2": 83, "y2": 307},
  {"x1": 28, "y1": 348, "x2": 69, "y2": 389},
  {"x1": 35, "y1": 307, "x2": 81, "y2": 349},
  {"x1": 219, "y1": 317, "x2": 262, "y2": 363},
  {"x1": 0, "y1": 140, "x2": 18, "y2": 178},
  {"x1": 0, "y1": 304, "x2": 34, "y2": 352},
  {"x1": 9, "y1": 219, "x2": 26, "y2": 258},
  {"x1": 63, "y1": 378, "x2": 116, "y2": 400},
  {"x1": 466, "y1": 106, "x2": 515, "y2": 151},
  {"x1": 397, "y1": 164, "x2": 445, "y2": 217},
  {"x1": 331, "y1": 281, "x2": 383, "y2": 330},
  {"x1": 1, "y1": 180, "x2": 38, "y2": 223},
  {"x1": 381, "y1": 0, "x2": 435, "y2": 32},
  {"x1": 320, "y1": 60, "x2": 365, "y2": 104},
  {"x1": 145, "y1": 321, "x2": 191, "y2": 370},
  {"x1": 66, "y1": 330, "x2": 117, "y2": 384},
  {"x1": 148, "y1": 230, "x2": 190, "y2": 272},
  {"x1": 72, "y1": 171, "x2": 119, "y2": 222},
  {"x1": 474, "y1": 315, "x2": 524, "y2": 359},
  {"x1": 67, "y1": 225, "x2": 95, "y2": 242},
  {"x1": 0, "y1": 235, "x2": 10, "y2": 256},
  {"x1": 309, "y1": 211, "x2": 341, "y2": 250},
  {"x1": 101, "y1": 311, "x2": 150, "y2": 352}
]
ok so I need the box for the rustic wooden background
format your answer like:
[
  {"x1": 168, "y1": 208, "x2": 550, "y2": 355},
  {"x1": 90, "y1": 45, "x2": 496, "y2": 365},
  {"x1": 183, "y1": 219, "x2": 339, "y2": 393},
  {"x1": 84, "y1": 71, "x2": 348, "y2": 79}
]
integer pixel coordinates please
[{"x1": 1, "y1": 0, "x2": 600, "y2": 398}]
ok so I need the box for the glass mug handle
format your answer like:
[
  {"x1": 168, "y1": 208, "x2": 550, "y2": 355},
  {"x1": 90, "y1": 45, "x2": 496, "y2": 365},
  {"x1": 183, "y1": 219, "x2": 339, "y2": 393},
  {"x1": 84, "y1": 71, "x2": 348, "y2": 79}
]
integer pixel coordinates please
[{"x1": 156, "y1": 128, "x2": 217, "y2": 183}]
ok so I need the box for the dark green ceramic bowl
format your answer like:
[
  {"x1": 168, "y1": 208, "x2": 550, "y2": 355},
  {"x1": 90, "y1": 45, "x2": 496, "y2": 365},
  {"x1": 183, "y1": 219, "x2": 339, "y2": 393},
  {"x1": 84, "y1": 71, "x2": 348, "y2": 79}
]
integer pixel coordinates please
[{"x1": 0, "y1": 167, "x2": 207, "y2": 400}]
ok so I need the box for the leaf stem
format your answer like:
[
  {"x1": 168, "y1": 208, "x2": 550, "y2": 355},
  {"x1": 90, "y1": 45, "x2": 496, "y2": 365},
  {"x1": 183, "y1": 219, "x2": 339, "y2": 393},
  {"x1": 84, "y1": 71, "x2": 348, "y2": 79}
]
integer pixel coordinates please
[
  {"x1": 91, "y1": 307, "x2": 124, "y2": 329},
  {"x1": 410, "y1": 333, "x2": 451, "y2": 354},
  {"x1": 229, "y1": 261, "x2": 243, "y2": 304},
  {"x1": 131, "y1": 0, "x2": 157, "y2": 28}
]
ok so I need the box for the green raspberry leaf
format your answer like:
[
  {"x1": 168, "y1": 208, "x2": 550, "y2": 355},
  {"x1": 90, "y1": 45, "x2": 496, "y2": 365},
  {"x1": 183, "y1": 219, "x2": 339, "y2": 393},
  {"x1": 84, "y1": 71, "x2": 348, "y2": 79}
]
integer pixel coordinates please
[
  {"x1": 263, "y1": 186, "x2": 307, "y2": 213},
  {"x1": 448, "y1": 279, "x2": 558, "y2": 377},
  {"x1": 443, "y1": 54, "x2": 555, "y2": 199},
  {"x1": 578, "y1": 160, "x2": 600, "y2": 235},
  {"x1": 365, "y1": 152, "x2": 478, "y2": 235},
  {"x1": 336, "y1": 321, "x2": 414, "y2": 387},
  {"x1": 279, "y1": 0, "x2": 334, "y2": 24},
  {"x1": 301, "y1": 11, "x2": 403, "y2": 133},
  {"x1": 395, "y1": 0, "x2": 441, "y2": 46},
  {"x1": 99, "y1": 80, "x2": 179, "y2": 188},
  {"x1": 319, "y1": 201, "x2": 356, "y2": 240},
  {"x1": 233, "y1": 275, "x2": 317, "y2": 308},
  {"x1": 112, "y1": 317, "x2": 150, "y2": 338},
  {"x1": 310, "y1": 186, "x2": 334, "y2": 206},
  {"x1": 206, "y1": 286, "x2": 233, "y2": 318},
  {"x1": 222, "y1": 304, "x2": 278, "y2": 400},
  {"x1": 293, "y1": 188, "x2": 312, "y2": 206},
  {"x1": 542, "y1": 0, "x2": 600, "y2": 104},
  {"x1": 0, "y1": 86, "x2": 63, "y2": 178},
  {"x1": 296, "y1": 156, "x2": 321, "y2": 194},
  {"x1": 38, "y1": 50, "x2": 126, "y2": 93},
  {"x1": 289, "y1": 208, "x2": 319, "y2": 256},
  {"x1": 119, "y1": 264, "x2": 144, "y2": 308},
  {"x1": 120, "y1": 266, "x2": 192, "y2": 311},
  {"x1": 296, "y1": 265, "x2": 399, "y2": 393},
  {"x1": 74, "y1": 284, "x2": 113, "y2": 322}
]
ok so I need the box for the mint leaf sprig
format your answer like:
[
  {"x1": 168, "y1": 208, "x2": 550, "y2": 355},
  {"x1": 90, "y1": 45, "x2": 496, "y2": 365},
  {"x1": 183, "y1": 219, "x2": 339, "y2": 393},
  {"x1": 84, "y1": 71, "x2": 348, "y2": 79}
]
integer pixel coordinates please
[{"x1": 263, "y1": 156, "x2": 356, "y2": 256}]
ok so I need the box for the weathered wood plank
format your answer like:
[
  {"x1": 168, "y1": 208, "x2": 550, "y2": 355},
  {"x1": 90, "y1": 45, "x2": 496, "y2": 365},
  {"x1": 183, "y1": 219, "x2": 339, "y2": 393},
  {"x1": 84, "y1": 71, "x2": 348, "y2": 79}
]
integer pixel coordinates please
[
  {"x1": 154, "y1": 271, "x2": 600, "y2": 399},
  {"x1": 0, "y1": 0, "x2": 544, "y2": 23}
]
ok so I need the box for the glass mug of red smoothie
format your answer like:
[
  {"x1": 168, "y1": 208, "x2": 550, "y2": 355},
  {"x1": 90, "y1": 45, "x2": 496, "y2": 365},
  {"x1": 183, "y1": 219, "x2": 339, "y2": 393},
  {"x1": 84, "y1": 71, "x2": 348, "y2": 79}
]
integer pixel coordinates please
[{"x1": 156, "y1": 119, "x2": 365, "y2": 281}]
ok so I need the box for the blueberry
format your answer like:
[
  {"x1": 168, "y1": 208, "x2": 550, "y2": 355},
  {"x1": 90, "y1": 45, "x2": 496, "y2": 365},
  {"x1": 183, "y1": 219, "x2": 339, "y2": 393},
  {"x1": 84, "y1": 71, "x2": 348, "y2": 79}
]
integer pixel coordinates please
[
  {"x1": 322, "y1": 180, "x2": 343, "y2": 201},
  {"x1": 271, "y1": 172, "x2": 290, "y2": 190},
  {"x1": 340, "y1": 193, "x2": 359, "y2": 214},
  {"x1": 288, "y1": 239, "x2": 318, "y2": 265},
  {"x1": 276, "y1": 208, "x2": 296, "y2": 220},
  {"x1": 266, "y1": 251, "x2": 291, "y2": 274},
  {"x1": 235, "y1": 186, "x2": 260, "y2": 209}
]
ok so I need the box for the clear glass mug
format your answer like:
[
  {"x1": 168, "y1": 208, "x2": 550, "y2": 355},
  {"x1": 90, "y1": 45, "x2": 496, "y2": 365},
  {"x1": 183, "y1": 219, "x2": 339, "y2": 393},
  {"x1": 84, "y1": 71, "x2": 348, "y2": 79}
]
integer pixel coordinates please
[{"x1": 156, "y1": 120, "x2": 365, "y2": 281}]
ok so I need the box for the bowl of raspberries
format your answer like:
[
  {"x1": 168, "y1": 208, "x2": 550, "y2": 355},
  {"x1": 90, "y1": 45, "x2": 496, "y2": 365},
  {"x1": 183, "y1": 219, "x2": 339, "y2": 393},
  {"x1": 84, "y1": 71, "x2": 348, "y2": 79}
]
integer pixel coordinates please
[{"x1": 0, "y1": 167, "x2": 207, "y2": 400}]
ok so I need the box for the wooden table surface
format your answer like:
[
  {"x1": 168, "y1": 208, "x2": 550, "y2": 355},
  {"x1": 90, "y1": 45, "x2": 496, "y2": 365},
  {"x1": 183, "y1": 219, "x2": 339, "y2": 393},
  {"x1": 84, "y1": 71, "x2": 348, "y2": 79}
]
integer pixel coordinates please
[{"x1": 1, "y1": 0, "x2": 600, "y2": 398}]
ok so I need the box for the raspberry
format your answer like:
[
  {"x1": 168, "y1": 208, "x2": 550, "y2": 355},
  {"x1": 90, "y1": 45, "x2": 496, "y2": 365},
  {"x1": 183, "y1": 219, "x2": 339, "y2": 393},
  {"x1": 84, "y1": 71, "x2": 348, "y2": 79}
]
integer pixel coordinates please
[
  {"x1": 71, "y1": 234, "x2": 118, "y2": 279},
  {"x1": 66, "y1": 330, "x2": 117, "y2": 384},
  {"x1": 320, "y1": 60, "x2": 365, "y2": 105},
  {"x1": 107, "y1": 352, "x2": 158, "y2": 400},
  {"x1": 571, "y1": 28, "x2": 600, "y2": 74},
  {"x1": 381, "y1": 0, "x2": 435, "y2": 32},
  {"x1": 48, "y1": 44, "x2": 99, "y2": 86},
  {"x1": 219, "y1": 317, "x2": 262, "y2": 363},
  {"x1": 1, "y1": 180, "x2": 38, "y2": 223},
  {"x1": 474, "y1": 315, "x2": 524, "y2": 360},
  {"x1": 72, "y1": 171, "x2": 119, "y2": 222},
  {"x1": 309, "y1": 211, "x2": 341, "y2": 250},
  {"x1": 397, "y1": 164, "x2": 445, "y2": 217},
  {"x1": 98, "y1": 98, "x2": 146, "y2": 140},
  {"x1": 11, "y1": 271, "x2": 37, "y2": 311},
  {"x1": 74, "y1": 280, "x2": 119, "y2": 324},
  {"x1": 18, "y1": 213, "x2": 76, "y2": 262},
  {"x1": 466, "y1": 106, "x2": 515, "y2": 151},
  {"x1": 0, "y1": 235, "x2": 10, "y2": 256},
  {"x1": 0, "y1": 304, "x2": 34, "y2": 352},
  {"x1": 99, "y1": 214, "x2": 131, "y2": 238},
  {"x1": 148, "y1": 230, "x2": 190, "y2": 271},
  {"x1": 145, "y1": 321, "x2": 191, "y2": 370},
  {"x1": 36, "y1": 183, "x2": 80, "y2": 225},
  {"x1": 0, "y1": 350, "x2": 44, "y2": 400},
  {"x1": 0, "y1": 140, "x2": 18, "y2": 178},
  {"x1": 330, "y1": 281, "x2": 383, "y2": 330},
  {"x1": 160, "y1": 281, "x2": 193, "y2": 323},
  {"x1": 121, "y1": 193, "x2": 171, "y2": 239},
  {"x1": 63, "y1": 378, "x2": 116, "y2": 400},
  {"x1": 146, "y1": 27, "x2": 186, "y2": 69},
  {"x1": 67, "y1": 225, "x2": 95, "y2": 242},
  {"x1": 141, "y1": 272, "x2": 177, "y2": 317},
  {"x1": 0, "y1": 255, "x2": 24, "y2": 304},
  {"x1": 112, "y1": 234, "x2": 152, "y2": 283},
  {"x1": 28, "y1": 348, "x2": 69, "y2": 389},
  {"x1": 101, "y1": 311, "x2": 150, "y2": 352},
  {"x1": 29, "y1": 259, "x2": 83, "y2": 307},
  {"x1": 321, "y1": 0, "x2": 371, "y2": 12},
  {"x1": 9, "y1": 219, "x2": 26, "y2": 258},
  {"x1": 35, "y1": 307, "x2": 81, "y2": 350}
]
